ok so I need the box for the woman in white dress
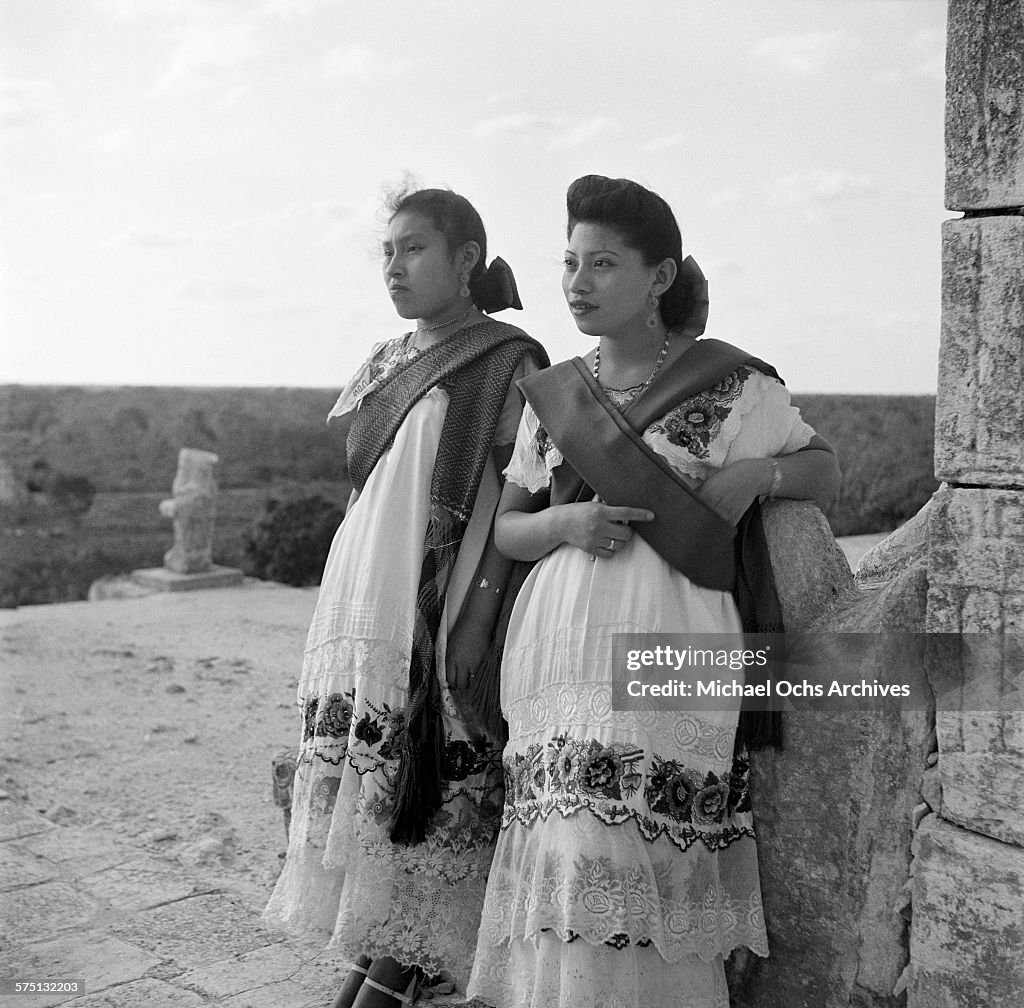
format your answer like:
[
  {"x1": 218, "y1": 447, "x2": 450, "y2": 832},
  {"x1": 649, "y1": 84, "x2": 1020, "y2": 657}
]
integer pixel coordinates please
[
  {"x1": 467, "y1": 175, "x2": 840, "y2": 1008},
  {"x1": 263, "y1": 185, "x2": 547, "y2": 1008}
]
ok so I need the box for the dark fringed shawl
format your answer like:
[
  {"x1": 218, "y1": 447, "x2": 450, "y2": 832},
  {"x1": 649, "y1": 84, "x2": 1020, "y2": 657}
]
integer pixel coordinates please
[
  {"x1": 733, "y1": 499, "x2": 785, "y2": 753},
  {"x1": 346, "y1": 320, "x2": 547, "y2": 845}
]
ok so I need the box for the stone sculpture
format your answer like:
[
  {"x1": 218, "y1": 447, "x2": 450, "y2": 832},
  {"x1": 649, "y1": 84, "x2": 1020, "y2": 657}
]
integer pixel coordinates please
[{"x1": 159, "y1": 448, "x2": 220, "y2": 574}]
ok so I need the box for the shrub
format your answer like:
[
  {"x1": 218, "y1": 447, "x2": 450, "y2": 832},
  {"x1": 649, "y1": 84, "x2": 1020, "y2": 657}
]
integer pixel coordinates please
[
  {"x1": 244, "y1": 495, "x2": 345, "y2": 587},
  {"x1": 49, "y1": 473, "x2": 97, "y2": 521},
  {"x1": 0, "y1": 540, "x2": 127, "y2": 608}
]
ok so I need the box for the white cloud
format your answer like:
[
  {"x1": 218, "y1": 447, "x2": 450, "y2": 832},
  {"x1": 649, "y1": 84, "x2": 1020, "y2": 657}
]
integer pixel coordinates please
[
  {"x1": 222, "y1": 84, "x2": 250, "y2": 107},
  {"x1": 153, "y1": 17, "x2": 262, "y2": 95},
  {"x1": 700, "y1": 257, "x2": 745, "y2": 281},
  {"x1": 768, "y1": 170, "x2": 875, "y2": 211},
  {"x1": 707, "y1": 187, "x2": 743, "y2": 208},
  {"x1": 471, "y1": 112, "x2": 618, "y2": 149},
  {"x1": 878, "y1": 29, "x2": 945, "y2": 84},
  {"x1": 642, "y1": 133, "x2": 687, "y2": 154},
  {"x1": 213, "y1": 195, "x2": 375, "y2": 245},
  {"x1": 80, "y1": 126, "x2": 134, "y2": 153},
  {"x1": 548, "y1": 116, "x2": 617, "y2": 150},
  {"x1": 105, "y1": 227, "x2": 193, "y2": 249},
  {"x1": 321, "y1": 44, "x2": 417, "y2": 79},
  {"x1": 96, "y1": 0, "x2": 213, "y2": 20},
  {"x1": 471, "y1": 112, "x2": 551, "y2": 139},
  {"x1": 177, "y1": 276, "x2": 266, "y2": 302},
  {"x1": 259, "y1": 0, "x2": 333, "y2": 15},
  {"x1": 0, "y1": 78, "x2": 58, "y2": 128},
  {"x1": 754, "y1": 30, "x2": 855, "y2": 75},
  {"x1": 484, "y1": 89, "x2": 526, "y2": 106},
  {"x1": 322, "y1": 44, "x2": 375, "y2": 77}
]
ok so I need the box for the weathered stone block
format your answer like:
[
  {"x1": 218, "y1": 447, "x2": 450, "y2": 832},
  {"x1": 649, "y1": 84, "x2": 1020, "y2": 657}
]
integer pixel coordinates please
[
  {"x1": 926, "y1": 487, "x2": 1024, "y2": 843},
  {"x1": 935, "y1": 218, "x2": 1024, "y2": 484},
  {"x1": 945, "y1": 0, "x2": 1024, "y2": 209},
  {"x1": 730, "y1": 554, "x2": 931, "y2": 1008},
  {"x1": 908, "y1": 814, "x2": 1024, "y2": 1007},
  {"x1": 927, "y1": 486, "x2": 1024, "y2": 629},
  {"x1": 761, "y1": 499, "x2": 856, "y2": 630},
  {"x1": 131, "y1": 565, "x2": 245, "y2": 592},
  {"x1": 855, "y1": 493, "x2": 936, "y2": 590},
  {"x1": 935, "y1": 728, "x2": 1024, "y2": 845}
]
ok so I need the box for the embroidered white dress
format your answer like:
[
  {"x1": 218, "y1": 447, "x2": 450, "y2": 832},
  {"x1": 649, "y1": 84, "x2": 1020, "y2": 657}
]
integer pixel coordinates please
[
  {"x1": 263, "y1": 331, "x2": 538, "y2": 985},
  {"x1": 467, "y1": 366, "x2": 816, "y2": 1008}
]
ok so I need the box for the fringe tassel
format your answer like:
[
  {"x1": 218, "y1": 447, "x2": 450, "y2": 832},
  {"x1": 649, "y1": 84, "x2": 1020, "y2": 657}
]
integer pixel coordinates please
[
  {"x1": 735, "y1": 707, "x2": 782, "y2": 756},
  {"x1": 465, "y1": 559, "x2": 533, "y2": 740},
  {"x1": 468, "y1": 641, "x2": 506, "y2": 740},
  {"x1": 389, "y1": 703, "x2": 444, "y2": 845},
  {"x1": 733, "y1": 499, "x2": 785, "y2": 754}
]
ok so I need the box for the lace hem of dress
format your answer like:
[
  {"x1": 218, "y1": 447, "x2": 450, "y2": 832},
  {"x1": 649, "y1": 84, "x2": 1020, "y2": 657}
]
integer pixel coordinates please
[
  {"x1": 480, "y1": 898, "x2": 769, "y2": 964},
  {"x1": 264, "y1": 840, "x2": 492, "y2": 978},
  {"x1": 480, "y1": 786, "x2": 768, "y2": 964},
  {"x1": 468, "y1": 933, "x2": 734, "y2": 1008},
  {"x1": 479, "y1": 834, "x2": 767, "y2": 963}
]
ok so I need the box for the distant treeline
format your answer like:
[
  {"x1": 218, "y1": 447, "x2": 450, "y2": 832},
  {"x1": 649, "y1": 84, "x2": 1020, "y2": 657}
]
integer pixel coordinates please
[
  {"x1": 791, "y1": 394, "x2": 938, "y2": 536},
  {"x1": 0, "y1": 385, "x2": 350, "y2": 493},
  {"x1": 0, "y1": 385, "x2": 937, "y2": 537}
]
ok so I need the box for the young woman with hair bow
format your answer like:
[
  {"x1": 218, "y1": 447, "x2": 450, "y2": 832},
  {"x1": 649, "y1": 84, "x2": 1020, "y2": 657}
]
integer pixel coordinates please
[{"x1": 264, "y1": 184, "x2": 548, "y2": 1008}]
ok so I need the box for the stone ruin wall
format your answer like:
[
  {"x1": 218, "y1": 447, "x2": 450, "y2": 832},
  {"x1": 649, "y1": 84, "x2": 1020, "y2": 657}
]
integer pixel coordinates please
[
  {"x1": 912, "y1": 1, "x2": 1022, "y2": 1003},
  {"x1": 729, "y1": 3, "x2": 1023, "y2": 1006}
]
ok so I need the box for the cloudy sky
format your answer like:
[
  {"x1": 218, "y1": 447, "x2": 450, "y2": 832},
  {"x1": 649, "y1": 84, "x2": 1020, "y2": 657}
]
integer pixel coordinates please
[{"x1": 2, "y1": 0, "x2": 948, "y2": 394}]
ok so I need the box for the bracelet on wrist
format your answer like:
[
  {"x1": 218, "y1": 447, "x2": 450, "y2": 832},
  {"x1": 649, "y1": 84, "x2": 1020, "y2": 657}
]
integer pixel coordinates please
[{"x1": 767, "y1": 459, "x2": 783, "y2": 498}]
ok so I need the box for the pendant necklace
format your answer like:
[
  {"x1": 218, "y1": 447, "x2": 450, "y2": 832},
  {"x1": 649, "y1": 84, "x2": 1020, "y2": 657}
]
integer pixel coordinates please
[{"x1": 593, "y1": 332, "x2": 671, "y2": 404}]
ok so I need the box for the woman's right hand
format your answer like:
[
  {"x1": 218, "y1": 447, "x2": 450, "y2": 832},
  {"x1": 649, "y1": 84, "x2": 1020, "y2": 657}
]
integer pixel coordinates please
[{"x1": 554, "y1": 502, "x2": 655, "y2": 559}]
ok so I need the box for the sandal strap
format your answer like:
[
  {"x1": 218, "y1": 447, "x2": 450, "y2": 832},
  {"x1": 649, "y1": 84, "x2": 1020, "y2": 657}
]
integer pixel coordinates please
[
  {"x1": 350, "y1": 961, "x2": 370, "y2": 977},
  {"x1": 362, "y1": 975, "x2": 417, "y2": 1006}
]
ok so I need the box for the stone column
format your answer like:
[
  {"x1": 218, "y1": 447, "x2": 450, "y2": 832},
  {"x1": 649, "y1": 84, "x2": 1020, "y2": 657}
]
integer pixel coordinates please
[{"x1": 908, "y1": 2, "x2": 1024, "y2": 1004}]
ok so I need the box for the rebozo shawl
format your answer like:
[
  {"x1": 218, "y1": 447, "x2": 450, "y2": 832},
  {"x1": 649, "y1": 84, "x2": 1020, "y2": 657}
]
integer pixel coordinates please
[{"x1": 346, "y1": 319, "x2": 548, "y2": 844}]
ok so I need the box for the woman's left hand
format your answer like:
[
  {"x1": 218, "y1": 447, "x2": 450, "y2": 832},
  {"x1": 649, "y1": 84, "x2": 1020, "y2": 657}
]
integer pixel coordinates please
[
  {"x1": 696, "y1": 459, "x2": 770, "y2": 525},
  {"x1": 445, "y1": 620, "x2": 492, "y2": 691}
]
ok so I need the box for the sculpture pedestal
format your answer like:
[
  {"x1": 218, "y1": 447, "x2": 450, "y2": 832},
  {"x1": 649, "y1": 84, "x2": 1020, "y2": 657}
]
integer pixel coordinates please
[{"x1": 131, "y1": 565, "x2": 245, "y2": 592}]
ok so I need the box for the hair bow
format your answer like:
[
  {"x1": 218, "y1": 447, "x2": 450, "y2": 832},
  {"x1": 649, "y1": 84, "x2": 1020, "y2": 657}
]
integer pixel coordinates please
[{"x1": 471, "y1": 256, "x2": 523, "y2": 314}]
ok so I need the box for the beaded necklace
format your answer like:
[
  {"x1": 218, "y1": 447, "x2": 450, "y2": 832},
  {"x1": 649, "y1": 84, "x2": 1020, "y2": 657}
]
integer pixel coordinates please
[
  {"x1": 593, "y1": 332, "x2": 671, "y2": 405},
  {"x1": 415, "y1": 303, "x2": 477, "y2": 335}
]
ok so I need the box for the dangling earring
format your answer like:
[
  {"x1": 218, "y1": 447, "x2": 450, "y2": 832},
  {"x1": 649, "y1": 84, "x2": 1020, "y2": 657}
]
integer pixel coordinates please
[
  {"x1": 646, "y1": 293, "x2": 660, "y2": 329},
  {"x1": 459, "y1": 272, "x2": 471, "y2": 299}
]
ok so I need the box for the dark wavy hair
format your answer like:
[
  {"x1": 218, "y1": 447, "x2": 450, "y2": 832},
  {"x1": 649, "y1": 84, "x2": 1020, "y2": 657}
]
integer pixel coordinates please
[
  {"x1": 566, "y1": 175, "x2": 693, "y2": 329},
  {"x1": 383, "y1": 184, "x2": 489, "y2": 298}
]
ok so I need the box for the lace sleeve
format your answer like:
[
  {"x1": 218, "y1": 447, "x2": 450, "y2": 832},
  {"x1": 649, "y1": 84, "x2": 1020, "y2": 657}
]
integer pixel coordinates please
[
  {"x1": 504, "y1": 402, "x2": 559, "y2": 493},
  {"x1": 720, "y1": 371, "x2": 817, "y2": 465},
  {"x1": 644, "y1": 368, "x2": 817, "y2": 480}
]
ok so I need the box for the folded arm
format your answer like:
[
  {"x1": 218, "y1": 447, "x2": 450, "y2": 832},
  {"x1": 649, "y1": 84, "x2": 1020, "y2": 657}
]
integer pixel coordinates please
[
  {"x1": 696, "y1": 434, "x2": 841, "y2": 526},
  {"x1": 494, "y1": 481, "x2": 654, "y2": 563}
]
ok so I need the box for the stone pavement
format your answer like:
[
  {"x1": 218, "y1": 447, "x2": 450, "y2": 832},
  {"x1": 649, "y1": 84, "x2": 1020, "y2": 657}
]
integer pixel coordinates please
[
  {"x1": 0, "y1": 584, "x2": 473, "y2": 1008},
  {"x1": 0, "y1": 780, "x2": 473, "y2": 1008},
  {"x1": 0, "y1": 794, "x2": 346, "y2": 1007}
]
